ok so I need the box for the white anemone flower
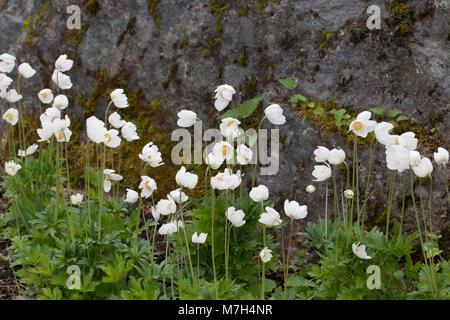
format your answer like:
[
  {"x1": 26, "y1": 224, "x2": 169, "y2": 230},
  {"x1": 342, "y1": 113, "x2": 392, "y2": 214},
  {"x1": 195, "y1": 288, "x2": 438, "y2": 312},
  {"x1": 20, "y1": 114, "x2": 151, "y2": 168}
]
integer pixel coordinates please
[
  {"x1": 40, "y1": 107, "x2": 61, "y2": 123},
  {"x1": 312, "y1": 164, "x2": 332, "y2": 181},
  {"x1": 18, "y1": 144, "x2": 38, "y2": 157},
  {"x1": 205, "y1": 151, "x2": 224, "y2": 169},
  {"x1": 192, "y1": 232, "x2": 208, "y2": 244},
  {"x1": 71, "y1": 193, "x2": 83, "y2": 206},
  {"x1": 374, "y1": 122, "x2": 394, "y2": 146},
  {"x1": 214, "y1": 84, "x2": 235, "y2": 111},
  {"x1": 176, "y1": 166, "x2": 198, "y2": 189},
  {"x1": 212, "y1": 141, "x2": 234, "y2": 162},
  {"x1": 352, "y1": 242, "x2": 372, "y2": 259},
  {"x1": 53, "y1": 95, "x2": 69, "y2": 110},
  {"x1": 38, "y1": 89, "x2": 54, "y2": 104},
  {"x1": 37, "y1": 121, "x2": 54, "y2": 142},
  {"x1": 306, "y1": 185, "x2": 316, "y2": 193},
  {"x1": 0, "y1": 73, "x2": 13, "y2": 87},
  {"x1": 385, "y1": 145, "x2": 410, "y2": 173},
  {"x1": 18, "y1": 63, "x2": 36, "y2": 78},
  {"x1": 236, "y1": 144, "x2": 253, "y2": 165},
  {"x1": 349, "y1": 111, "x2": 377, "y2": 138},
  {"x1": 5, "y1": 161, "x2": 21, "y2": 176},
  {"x1": 53, "y1": 115, "x2": 72, "y2": 142},
  {"x1": 210, "y1": 169, "x2": 239, "y2": 190},
  {"x1": 2, "y1": 108, "x2": 18, "y2": 125},
  {"x1": 151, "y1": 206, "x2": 160, "y2": 222},
  {"x1": 177, "y1": 110, "x2": 197, "y2": 127},
  {"x1": 0, "y1": 53, "x2": 15, "y2": 73},
  {"x1": 5, "y1": 89, "x2": 22, "y2": 103},
  {"x1": 433, "y1": 147, "x2": 448, "y2": 166},
  {"x1": 110, "y1": 88, "x2": 129, "y2": 108},
  {"x1": 219, "y1": 117, "x2": 241, "y2": 138},
  {"x1": 138, "y1": 176, "x2": 157, "y2": 199},
  {"x1": 409, "y1": 151, "x2": 421, "y2": 168},
  {"x1": 264, "y1": 104, "x2": 286, "y2": 125},
  {"x1": 328, "y1": 148, "x2": 345, "y2": 165},
  {"x1": 52, "y1": 70, "x2": 73, "y2": 90},
  {"x1": 249, "y1": 185, "x2": 269, "y2": 202},
  {"x1": 344, "y1": 189, "x2": 354, "y2": 199},
  {"x1": 284, "y1": 200, "x2": 307, "y2": 220},
  {"x1": 169, "y1": 188, "x2": 188, "y2": 204},
  {"x1": 259, "y1": 247, "x2": 273, "y2": 263},
  {"x1": 55, "y1": 54, "x2": 74, "y2": 72},
  {"x1": 259, "y1": 207, "x2": 282, "y2": 227},
  {"x1": 121, "y1": 122, "x2": 139, "y2": 141},
  {"x1": 156, "y1": 196, "x2": 176, "y2": 216},
  {"x1": 225, "y1": 207, "x2": 246, "y2": 227},
  {"x1": 108, "y1": 112, "x2": 126, "y2": 129},
  {"x1": 413, "y1": 157, "x2": 433, "y2": 178},
  {"x1": 313, "y1": 146, "x2": 330, "y2": 162},
  {"x1": 138, "y1": 142, "x2": 163, "y2": 167},
  {"x1": 124, "y1": 189, "x2": 139, "y2": 204},
  {"x1": 86, "y1": 116, "x2": 107, "y2": 144},
  {"x1": 159, "y1": 222, "x2": 178, "y2": 236},
  {"x1": 103, "y1": 169, "x2": 123, "y2": 193},
  {"x1": 103, "y1": 129, "x2": 121, "y2": 148}
]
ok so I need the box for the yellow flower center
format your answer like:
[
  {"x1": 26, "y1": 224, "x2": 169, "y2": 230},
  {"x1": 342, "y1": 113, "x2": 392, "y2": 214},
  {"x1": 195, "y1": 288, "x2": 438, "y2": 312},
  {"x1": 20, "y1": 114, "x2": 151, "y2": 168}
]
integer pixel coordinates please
[
  {"x1": 166, "y1": 203, "x2": 173, "y2": 210},
  {"x1": 221, "y1": 145, "x2": 231, "y2": 156},
  {"x1": 58, "y1": 131, "x2": 65, "y2": 140},
  {"x1": 41, "y1": 92, "x2": 48, "y2": 99},
  {"x1": 227, "y1": 120, "x2": 235, "y2": 127},
  {"x1": 395, "y1": 138, "x2": 399, "y2": 145},
  {"x1": 147, "y1": 155, "x2": 152, "y2": 160},
  {"x1": 355, "y1": 248, "x2": 360, "y2": 253},
  {"x1": 243, "y1": 154, "x2": 249, "y2": 161},
  {"x1": 145, "y1": 180, "x2": 152, "y2": 190},
  {"x1": 6, "y1": 113, "x2": 13, "y2": 121},
  {"x1": 8, "y1": 166, "x2": 15, "y2": 173},
  {"x1": 352, "y1": 121, "x2": 363, "y2": 131},
  {"x1": 104, "y1": 133, "x2": 112, "y2": 142},
  {"x1": 217, "y1": 177, "x2": 224, "y2": 182}
]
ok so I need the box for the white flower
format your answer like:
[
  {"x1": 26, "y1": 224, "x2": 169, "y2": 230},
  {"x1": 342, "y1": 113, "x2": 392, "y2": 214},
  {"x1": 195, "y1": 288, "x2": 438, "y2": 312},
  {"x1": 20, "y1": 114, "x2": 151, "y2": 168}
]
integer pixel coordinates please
[
  {"x1": 249, "y1": 185, "x2": 269, "y2": 202},
  {"x1": 259, "y1": 207, "x2": 282, "y2": 226},
  {"x1": 225, "y1": 207, "x2": 246, "y2": 227},
  {"x1": 5, "y1": 89, "x2": 22, "y2": 103},
  {"x1": 344, "y1": 189, "x2": 354, "y2": 199},
  {"x1": 413, "y1": 157, "x2": 433, "y2": 178},
  {"x1": 395, "y1": 132, "x2": 418, "y2": 151},
  {"x1": 138, "y1": 176, "x2": 157, "y2": 199},
  {"x1": 205, "y1": 151, "x2": 224, "y2": 169},
  {"x1": 192, "y1": 232, "x2": 208, "y2": 244},
  {"x1": 2, "y1": 108, "x2": 18, "y2": 125},
  {"x1": 18, "y1": 63, "x2": 36, "y2": 78},
  {"x1": 103, "y1": 129, "x2": 121, "y2": 148},
  {"x1": 52, "y1": 70, "x2": 73, "y2": 90},
  {"x1": 328, "y1": 148, "x2": 345, "y2": 165},
  {"x1": 374, "y1": 122, "x2": 394, "y2": 146},
  {"x1": 434, "y1": 147, "x2": 448, "y2": 166},
  {"x1": 177, "y1": 220, "x2": 184, "y2": 230},
  {"x1": 219, "y1": 117, "x2": 241, "y2": 138},
  {"x1": 176, "y1": 166, "x2": 198, "y2": 189},
  {"x1": 18, "y1": 144, "x2": 38, "y2": 157},
  {"x1": 211, "y1": 169, "x2": 240, "y2": 190},
  {"x1": 37, "y1": 121, "x2": 54, "y2": 142},
  {"x1": 86, "y1": 116, "x2": 107, "y2": 144},
  {"x1": 121, "y1": 122, "x2": 139, "y2": 141},
  {"x1": 110, "y1": 88, "x2": 128, "y2": 109},
  {"x1": 53, "y1": 95, "x2": 69, "y2": 110},
  {"x1": 151, "y1": 206, "x2": 160, "y2": 222},
  {"x1": 108, "y1": 112, "x2": 126, "y2": 129},
  {"x1": 5, "y1": 161, "x2": 21, "y2": 176},
  {"x1": 40, "y1": 107, "x2": 61, "y2": 123},
  {"x1": 169, "y1": 188, "x2": 188, "y2": 204},
  {"x1": 212, "y1": 141, "x2": 234, "y2": 162},
  {"x1": 0, "y1": 53, "x2": 15, "y2": 73},
  {"x1": 385, "y1": 145, "x2": 410, "y2": 173},
  {"x1": 53, "y1": 115, "x2": 72, "y2": 142},
  {"x1": 177, "y1": 110, "x2": 197, "y2": 127},
  {"x1": 103, "y1": 169, "x2": 123, "y2": 193},
  {"x1": 159, "y1": 222, "x2": 178, "y2": 236},
  {"x1": 55, "y1": 54, "x2": 73, "y2": 72},
  {"x1": 38, "y1": 89, "x2": 54, "y2": 104},
  {"x1": 236, "y1": 144, "x2": 253, "y2": 165},
  {"x1": 124, "y1": 189, "x2": 139, "y2": 204},
  {"x1": 214, "y1": 84, "x2": 235, "y2": 111},
  {"x1": 313, "y1": 146, "x2": 330, "y2": 162},
  {"x1": 306, "y1": 185, "x2": 316, "y2": 194},
  {"x1": 156, "y1": 196, "x2": 176, "y2": 216},
  {"x1": 259, "y1": 247, "x2": 273, "y2": 263},
  {"x1": 264, "y1": 104, "x2": 286, "y2": 125},
  {"x1": 352, "y1": 242, "x2": 372, "y2": 259},
  {"x1": 312, "y1": 165, "x2": 331, "y2": 181},
  {"x1": 71, "y1": 193, "x2": 83, "y2": 206},
  {"x1": 349, "y1": 111, "x2": 377, "y2": 138},
  {"x1": 138, "y1": 142, "x2": 163, "y2": 167},
  {"x1": 409, "y1": 151, "x2": 421, "y2": 168},
  {"x1": 0, "y1": 73, "x2": 13, "y2": 87},
  {"x1": 284, "y1": 200, "x2": 307, "y2": 220}
]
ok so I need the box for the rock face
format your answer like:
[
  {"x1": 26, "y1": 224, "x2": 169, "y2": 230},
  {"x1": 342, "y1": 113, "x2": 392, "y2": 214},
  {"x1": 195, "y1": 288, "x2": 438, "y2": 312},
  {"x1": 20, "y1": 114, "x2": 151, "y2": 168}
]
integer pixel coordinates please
[{"x1": 0, "y1": 0, "x2": 448, "y2": 249}]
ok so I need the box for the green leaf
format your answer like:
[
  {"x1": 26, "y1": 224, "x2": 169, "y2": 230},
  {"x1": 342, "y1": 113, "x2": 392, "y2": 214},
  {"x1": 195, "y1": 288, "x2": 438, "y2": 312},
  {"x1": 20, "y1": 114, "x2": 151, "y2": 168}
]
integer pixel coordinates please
[
  {"x1": 388, "y1": 109, "x2": 402, "y2": 117},
  {"x1": 279, "y1": 79, "x2": 297, "y2": 90},
  {"x1": 291, "y1": 94, "x2": 308, "y2": 104},
  {"x1": 286, "y1": 276, "x2": 315, "y2": 288},
  {"x1": 397, "y1": 115, "x2": 408, "y2": 121},
  {"x1": 217, "y1": 94, "x2": 265, "y2": 120},
  {"x1": 313, "y1": 107, "x2": 324, "y2": 115},
  {"x1": 370, "y1": 107, "x2": 384, "y2": 116},
  {"x1": 264, "y1": 278, "x2": 276, "y2": 293},
  {"x1": 307, "y1": 102, "x2": 315, "y2": 108}
]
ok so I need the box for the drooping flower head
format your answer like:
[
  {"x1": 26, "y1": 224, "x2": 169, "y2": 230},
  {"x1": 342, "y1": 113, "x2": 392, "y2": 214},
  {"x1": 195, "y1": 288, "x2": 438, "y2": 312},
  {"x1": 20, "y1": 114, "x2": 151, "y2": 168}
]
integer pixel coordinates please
[
  {"x1": 103, "y1": 169, "x2": 123, "y2": 193},
  {"x1": 264, "y1": 104, "x2": 286, "y2": 125},
  {"x1": 124, "y1": 189, "x2": 139, "y2": 204},
  {"x1": 214, "y1": 84, "x2": 235, "y2": 111},
  {"x1": 177, "y1": 110, "x2": 197, "y2": 128},
  {"x1": 176, "y1": 166, "x2": 198, "y2": 189},
  {"x1": 434, "y1": 147, "x2": 448, "y2": 166},
  {"x1": 18, "y1": 63, "x2": 36, "y2": 78},
  {"x1": 0, "y1": 53, "x2": 16, "y2": 73}
]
